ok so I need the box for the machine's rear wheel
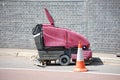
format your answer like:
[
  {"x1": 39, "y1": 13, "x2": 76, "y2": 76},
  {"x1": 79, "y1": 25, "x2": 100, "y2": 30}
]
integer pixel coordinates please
[{"x1": 59, "y1": 55, "x2": 70, "y2": 66}]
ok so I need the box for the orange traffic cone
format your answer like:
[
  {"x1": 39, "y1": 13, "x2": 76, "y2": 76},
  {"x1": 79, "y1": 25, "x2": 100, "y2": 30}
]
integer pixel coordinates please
[{"x1": 74, "y1": 41, "x2": 87, "y2": 72}]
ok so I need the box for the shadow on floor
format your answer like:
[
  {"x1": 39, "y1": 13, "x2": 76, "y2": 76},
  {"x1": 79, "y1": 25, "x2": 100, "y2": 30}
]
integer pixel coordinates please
[{"x1": 87, "y1": 57, "x2": 104, "y2": 66}]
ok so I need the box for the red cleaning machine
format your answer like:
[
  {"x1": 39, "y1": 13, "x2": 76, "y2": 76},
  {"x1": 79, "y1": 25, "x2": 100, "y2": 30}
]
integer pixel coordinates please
[{"x1": 32, "y1": 8, "x2": 92, "y2": 65}]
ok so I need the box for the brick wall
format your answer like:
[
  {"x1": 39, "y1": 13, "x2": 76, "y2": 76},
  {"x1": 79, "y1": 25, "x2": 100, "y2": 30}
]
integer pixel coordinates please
[
  {"x1": 0, "y1": 0, "x2": 120, "y2": 53},
  {"x1": 87, "y1": 0, "x2": 120, "y2": 53}
]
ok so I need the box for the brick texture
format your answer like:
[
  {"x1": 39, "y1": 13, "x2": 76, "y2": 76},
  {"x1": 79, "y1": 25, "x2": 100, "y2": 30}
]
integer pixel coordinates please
[
  {"x1": 87, "y1": 0, "x2": 120, "y2": 53},
  {"x1": 0, "y1": 0, "x2": 120, "y2": 53}
]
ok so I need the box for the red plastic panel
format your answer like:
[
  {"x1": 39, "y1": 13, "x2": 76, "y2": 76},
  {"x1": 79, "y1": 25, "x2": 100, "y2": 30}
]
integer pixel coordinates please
[
  {"x1": 43, "y1": 27, "x2": 67, "y2": 47},
  {"x1": 43, "y1": 26, "x2": 90, "y2": 48},
  {"x1": 67, "y1": 30, "x2": 90, "y2": 48},
  {"x1": 44, "y1": 8, "x2": 54, "y2": 25}
]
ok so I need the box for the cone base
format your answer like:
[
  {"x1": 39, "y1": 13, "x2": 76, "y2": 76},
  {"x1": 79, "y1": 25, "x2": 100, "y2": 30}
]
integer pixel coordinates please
[
  {"x1": 74, "y1": 61, "x2": 88, "y2": 72},
  {"x1": 74, "y1": 68, "x2": 87, "y2": 72}
]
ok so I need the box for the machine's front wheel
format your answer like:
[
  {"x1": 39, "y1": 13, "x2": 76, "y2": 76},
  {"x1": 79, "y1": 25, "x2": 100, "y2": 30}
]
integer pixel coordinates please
[{"x1": 59, "y1": 55, "x2": 70, "y2": 66}]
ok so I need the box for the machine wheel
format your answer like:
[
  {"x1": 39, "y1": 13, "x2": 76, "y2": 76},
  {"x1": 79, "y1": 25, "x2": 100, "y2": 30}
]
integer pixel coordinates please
[{"x1": 59, "y1": 55, "x2": 70, "y2": 66}]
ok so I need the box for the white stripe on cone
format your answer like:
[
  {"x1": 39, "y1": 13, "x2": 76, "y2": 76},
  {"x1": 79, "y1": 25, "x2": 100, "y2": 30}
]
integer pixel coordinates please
[{"x1": 77, "y1": 48, "x2": 84, "y2": 61}]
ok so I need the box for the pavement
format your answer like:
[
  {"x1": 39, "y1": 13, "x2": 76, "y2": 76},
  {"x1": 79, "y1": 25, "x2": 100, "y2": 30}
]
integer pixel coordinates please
[
  {"x1": 0, "y1": 48, "x2": 120, "y2": 64},
  {"x1": 0, "y1": 68, "x2": 120, "y2": 80}
]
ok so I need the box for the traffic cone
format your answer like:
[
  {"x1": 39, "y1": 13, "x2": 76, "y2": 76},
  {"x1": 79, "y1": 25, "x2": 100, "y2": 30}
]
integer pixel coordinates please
[{"x1": 74, "y1": 41, "x2": 87, "y2": 72}]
